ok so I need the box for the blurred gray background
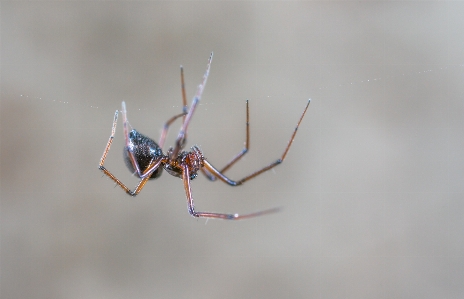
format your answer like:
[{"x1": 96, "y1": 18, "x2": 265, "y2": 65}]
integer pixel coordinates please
[{"x1": 1, "y1": 1, "x2": 463, "y2": 298}]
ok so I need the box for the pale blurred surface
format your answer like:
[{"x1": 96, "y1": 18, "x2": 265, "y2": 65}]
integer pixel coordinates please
[{"x1": 1, "y1": 2, "x2": 464, "y2": 298}]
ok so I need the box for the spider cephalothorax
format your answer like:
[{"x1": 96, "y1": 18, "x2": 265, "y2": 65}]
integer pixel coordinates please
[{"x1": 164, "y1": 146, "x2": 204, "y2": 180}]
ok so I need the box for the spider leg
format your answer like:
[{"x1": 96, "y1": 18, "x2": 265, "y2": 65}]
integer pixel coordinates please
[
  {"x1": 200, "y1": 167, "x2": 216, "y2": 181},
  {"x1": 201, "y1": 100, "x2": 250, "y2": 181},
  {"x1": 99, "y1": 109, "x2": 119, "y2": 168},
  {"x1": 98, "y1": 107, "x2": 138, "y2": 193},
  {"x1": 182, "y1": 165, "x2": 280, "y2": 220},
  {"x1": 219, "y1": 100, "x2": 250, "y2": 173},
  {"x1": 178, "y1": 64, "x2": 190, "y2": 147},
  {"x1": 121, "y1": 101, "x2": 131, "y2": 147},
  {"x1": 158, "y1": 112, "x2": 186, "y2": 150},
  {"x1": 158, "y1": 64, "x2": 193, "y2": 152},
  {"x1": 201, "y1": 99, "x2": 311, "y2": 186},
  {"x1": 181, "y1": 65, "x2": 188, "y2": 120},
  {"x1": 100, "y1": 155, "x2": 165, "y2": 196},
  {"x1": 171, "y1": 52, "x2": 213, "y2": 161}
]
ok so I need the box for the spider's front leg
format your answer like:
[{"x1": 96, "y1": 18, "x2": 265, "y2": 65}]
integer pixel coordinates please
[
  {"x1": 171, "y1": 52, "x2": 213, "y2": 161},
  {"x1": 99, "y1": 109, "x2": 119, "y2": 170},
  {"x1": 182, "y1": 165, "x2": 279, "y2": 220}
]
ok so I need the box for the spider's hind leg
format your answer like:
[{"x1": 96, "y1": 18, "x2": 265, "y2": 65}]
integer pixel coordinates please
[
  {"x1": 98, "y1": 108, "x2": 135, "y2": 194},
  {"x1": 99, "y1": 109, "x2": 119, "y2": 169},
  {"x1": 120, "y1": 101, "x2": 146, "y2": 178},
  {"x1": 121, "y1": 101, "x2": 132, "y2": 150}
]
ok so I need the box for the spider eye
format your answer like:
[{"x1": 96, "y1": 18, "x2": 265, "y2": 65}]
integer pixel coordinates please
[{"x1": 190, "y1": 173, "x2": 198, "y2": 180}]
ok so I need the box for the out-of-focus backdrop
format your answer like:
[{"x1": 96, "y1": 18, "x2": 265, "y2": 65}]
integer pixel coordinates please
[{"x1": 1, "y1": 2, "x2": 463, "y2": 298}]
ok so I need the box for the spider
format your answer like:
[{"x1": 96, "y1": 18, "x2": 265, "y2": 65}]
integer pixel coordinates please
[{"x1": 99, "y1": 53, "x2": 310, "y2": 220}]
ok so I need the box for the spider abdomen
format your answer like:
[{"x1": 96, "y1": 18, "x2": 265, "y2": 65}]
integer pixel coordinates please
[{"x1": 123, "y1": 129, "x2": 164, "y2": 179}]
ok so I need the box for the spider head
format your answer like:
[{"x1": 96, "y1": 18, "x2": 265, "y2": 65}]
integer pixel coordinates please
[
  {"x1": 164, "y1": 146, "x2": 204, "y2": 180},
  {"x1": 184, "y1": 146, "x2": 204, "y2": 180}
]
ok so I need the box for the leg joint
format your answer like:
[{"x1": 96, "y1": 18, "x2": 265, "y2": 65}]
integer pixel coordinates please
[{"x1": 188, "y1": 206, "x2": 199, "y2": 218}]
